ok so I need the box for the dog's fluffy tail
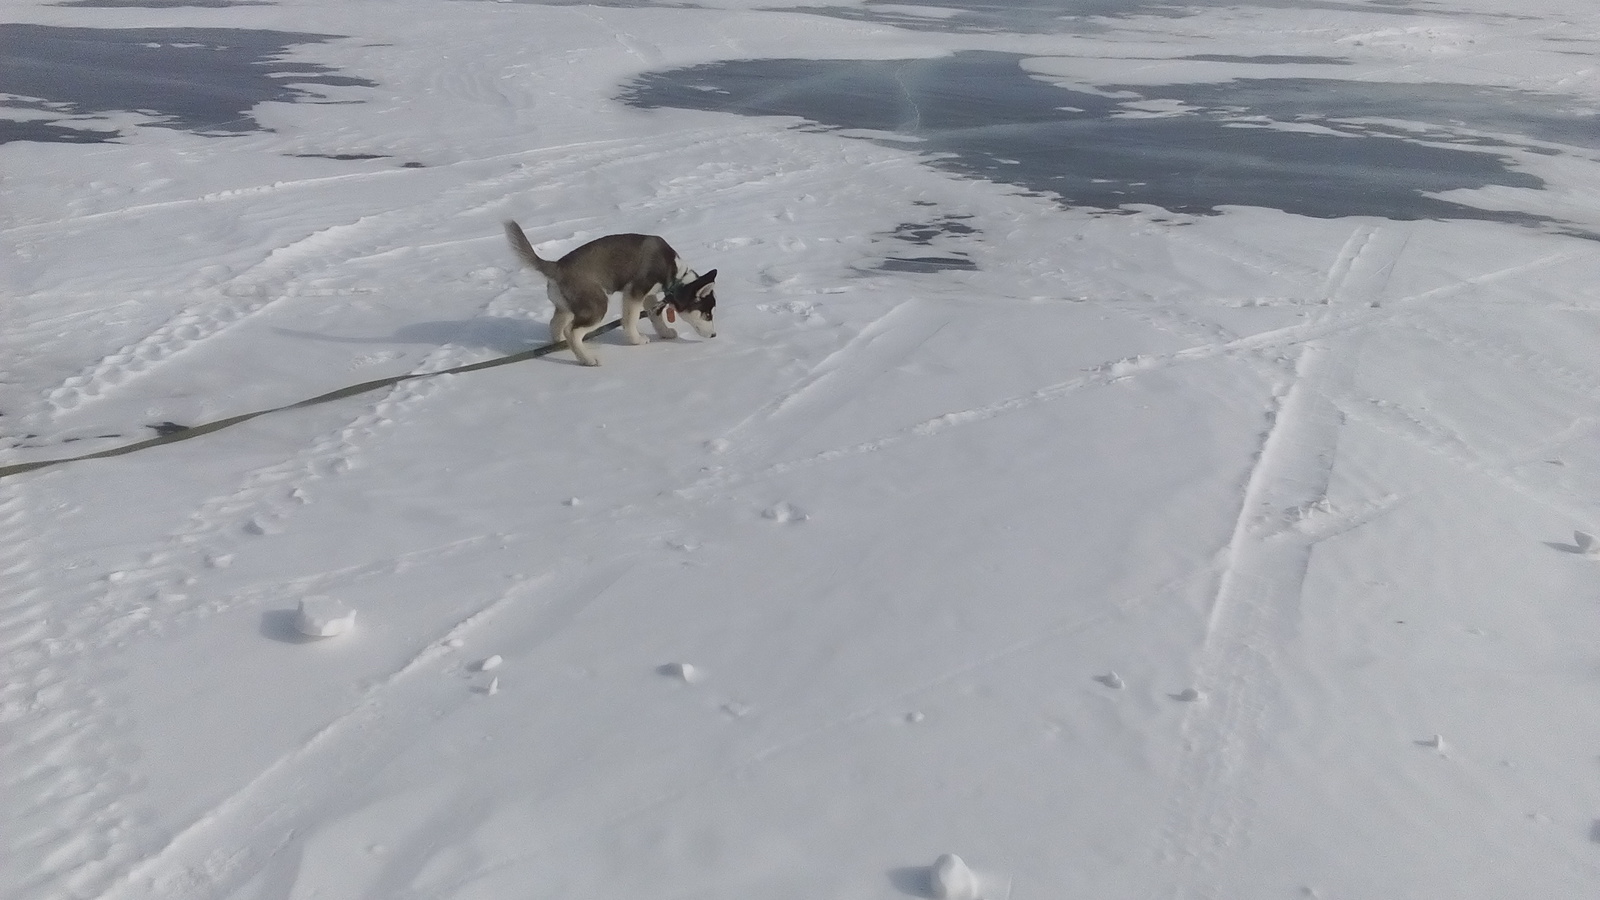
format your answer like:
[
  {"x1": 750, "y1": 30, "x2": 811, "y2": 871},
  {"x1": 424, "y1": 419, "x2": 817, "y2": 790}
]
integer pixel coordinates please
[{"x1": 503, "y1": 219, "x2": 559, "y2": 278}]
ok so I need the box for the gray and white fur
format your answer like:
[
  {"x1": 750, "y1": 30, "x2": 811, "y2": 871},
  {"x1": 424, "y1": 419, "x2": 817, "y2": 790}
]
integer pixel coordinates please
[{"x1": 504, "y1": 219, "x2": 717, "y2": 366}]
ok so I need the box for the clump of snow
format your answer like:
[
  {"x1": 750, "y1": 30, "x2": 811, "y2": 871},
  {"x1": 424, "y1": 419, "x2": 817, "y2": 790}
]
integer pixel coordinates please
[
  {"x1": 477, "y1": 654, "x2": 503, "y2": 672},
  {"x1": 657, "y1": 662, "x2": 700, "y2": 683},
  {"x1": 486, "y1": 677, "x2": 499, "y2": 696},
  {"x1": 931, "y1": 853, "x2": 980, "y2": 900},
  {"x1": 1171, "y1": 687, "x2": 1203, "y2": 702},
  {"x1": 762, "y1": 501, "x2": 809, "y2": 523},
  {"x1": 1095, "y1": 672, "x2": 1125, "y2": 690},
  {"x1": 1570, "y1": 530, "x2": 1599, "y2": 556},
  {"x1": 294, "y1": 597, "x2": 356, "y2": 638}
]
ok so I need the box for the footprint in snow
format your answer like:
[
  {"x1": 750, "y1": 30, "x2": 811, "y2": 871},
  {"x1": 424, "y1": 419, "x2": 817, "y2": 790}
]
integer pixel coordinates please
[{"x1": 1094, "y1": 672, "x2": 1124, "y2": 690}]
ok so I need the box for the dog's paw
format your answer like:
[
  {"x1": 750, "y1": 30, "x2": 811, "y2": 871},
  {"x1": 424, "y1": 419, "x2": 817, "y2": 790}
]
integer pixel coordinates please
[
  {"x1": 624, "y1": 333, "x2": 647, "y2": 346},
  {"x1": 656, "y1": 327, "x2": 680, "y2": 340}
]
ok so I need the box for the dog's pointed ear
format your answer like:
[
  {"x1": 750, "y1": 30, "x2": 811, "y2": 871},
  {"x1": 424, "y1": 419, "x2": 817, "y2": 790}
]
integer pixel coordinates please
[{"x1": 690, "y1": 269, "x2": 717, "y2": 288}]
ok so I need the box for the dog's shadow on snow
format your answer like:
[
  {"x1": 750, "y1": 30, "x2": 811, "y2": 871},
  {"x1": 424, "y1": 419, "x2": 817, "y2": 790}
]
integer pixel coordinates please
[{"x1": 274, "y1": 317, "x2": 561, "y2": 357}]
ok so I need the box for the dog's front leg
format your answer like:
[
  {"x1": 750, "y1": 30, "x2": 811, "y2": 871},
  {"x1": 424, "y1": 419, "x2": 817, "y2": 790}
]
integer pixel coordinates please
[
  {"x1": 620, "y1": 294, "x2": 648, "y2": 345},
  {"x1": 645, "y1": 300, "x2": 679, "y2": 340}
]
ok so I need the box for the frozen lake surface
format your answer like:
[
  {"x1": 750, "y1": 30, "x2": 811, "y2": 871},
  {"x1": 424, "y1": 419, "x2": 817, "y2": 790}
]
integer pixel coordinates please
[
  {"x1": 624, "y1": 50, "x2": 1596, "y2": 229},
  {"x1": 0, "y1": 22, "x2": 371, "y2": 143},
  {"x1": 6, "y1": 1, "x2": 1600, "y2": 899}
]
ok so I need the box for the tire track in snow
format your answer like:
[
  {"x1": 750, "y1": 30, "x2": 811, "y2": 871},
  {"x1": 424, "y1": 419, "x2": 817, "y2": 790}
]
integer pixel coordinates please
[
  {"x1": 679, "y1": 244, "x2": 1586, "y2": 503},
  {"x1": 89, "y1": 284, "x2": 533, "y2": 635},
  {"x1": 1116, "y1": 239, "x2": 1600, "y2": 539},
  {"x1": 42, "y1": 214, "x2": 401, "y2": 417},
  {"x1": 707, "y1": 298, "x2": 950, "y2": 461},
  {"x1": 0, "y1": 137, "x2": 648, "y2": 238},
  {"x1": 581, "y1": 569, "x2": 1211, "y2": 852},
  {"x1": 7, "y1": 281, "x2": 539, "y2": 900},
  {"x1": 0, "y1": 478, "x2": 143, "y2": 900},
  {"x1": 19, "y1": 129, "x2": 755, "y2": 430},
  {"x1": 1146, "y1": 224, "x2": 1408, "y2": 900},
  {"x1": 89, "y1": 567, "x2": 593, "y2": 900},
  {"x1": 1335, "y1": 390, "x2": 1600, "y2": 531}
]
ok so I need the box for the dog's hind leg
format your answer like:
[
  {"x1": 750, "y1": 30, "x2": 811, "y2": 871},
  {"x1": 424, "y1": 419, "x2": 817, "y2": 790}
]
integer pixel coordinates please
[
  {"x1": 566, "y1": 322, "x2": 601, "y2": 366},
  {"x1": 547, "y1": 282, "x2": 575, "y2": 345},
  {"x1": 549, "y1": 308, "x2": 574, "y2": 346},
  {"x1": 559, "y1": 283, "x2": 609, "y2": 366}
]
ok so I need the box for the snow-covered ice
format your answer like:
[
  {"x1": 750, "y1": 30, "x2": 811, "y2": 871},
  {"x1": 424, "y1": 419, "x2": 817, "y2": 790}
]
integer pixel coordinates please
[{"x1": 6, "y1": 0, "x2": 1600, "y2": 898}]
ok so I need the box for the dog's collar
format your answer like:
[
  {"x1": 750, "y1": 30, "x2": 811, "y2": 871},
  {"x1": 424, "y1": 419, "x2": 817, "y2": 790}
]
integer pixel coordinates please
[
  {"x1": 654, "y1": 272, "x2": 690, "y2": 318},
  {"x1": 664, "y1": 270, "x2": 693, "y2": 294}
]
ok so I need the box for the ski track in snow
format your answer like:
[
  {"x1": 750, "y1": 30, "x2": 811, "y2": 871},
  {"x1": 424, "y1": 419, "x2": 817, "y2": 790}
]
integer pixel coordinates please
[{"x1": 1146, "y1": 223, "x2": 1410, "y2": 899}]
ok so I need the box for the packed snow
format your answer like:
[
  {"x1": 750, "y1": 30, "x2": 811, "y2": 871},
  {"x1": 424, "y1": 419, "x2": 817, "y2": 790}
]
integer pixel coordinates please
[
  {"x1": 5, "y1": 0, "x2": 1600, "y2": 898},
  {"x1": 292, "y1": 596, "x2": 356, "y2": 638}
]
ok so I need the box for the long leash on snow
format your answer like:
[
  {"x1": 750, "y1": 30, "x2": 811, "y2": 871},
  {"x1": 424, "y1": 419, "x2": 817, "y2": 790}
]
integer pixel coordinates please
[{"x1": 0, "y1": 319, "x2": 624, "y2": 482}]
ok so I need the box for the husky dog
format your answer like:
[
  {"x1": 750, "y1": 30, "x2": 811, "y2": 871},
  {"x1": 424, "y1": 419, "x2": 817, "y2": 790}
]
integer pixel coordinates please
[{"x1": 504, "y1": 220, "x2": 717, "y2": 366}]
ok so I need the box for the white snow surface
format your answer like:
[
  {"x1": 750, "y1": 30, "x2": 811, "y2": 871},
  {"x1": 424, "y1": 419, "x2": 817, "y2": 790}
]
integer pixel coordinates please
[{"x1": 5, "y1": 1, "x2": 1600, "y2": 899}]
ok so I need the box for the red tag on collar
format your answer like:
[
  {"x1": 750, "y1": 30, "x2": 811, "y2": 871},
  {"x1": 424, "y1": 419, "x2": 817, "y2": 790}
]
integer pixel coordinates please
[{"x1": 665, "y1": 305, "x2": 677, "y2": 323}]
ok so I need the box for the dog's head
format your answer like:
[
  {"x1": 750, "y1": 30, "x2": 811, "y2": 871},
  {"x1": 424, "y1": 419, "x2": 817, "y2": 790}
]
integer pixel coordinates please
[{"x1": 667, "y1": 269, "x2": 718, "y2": 338}]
